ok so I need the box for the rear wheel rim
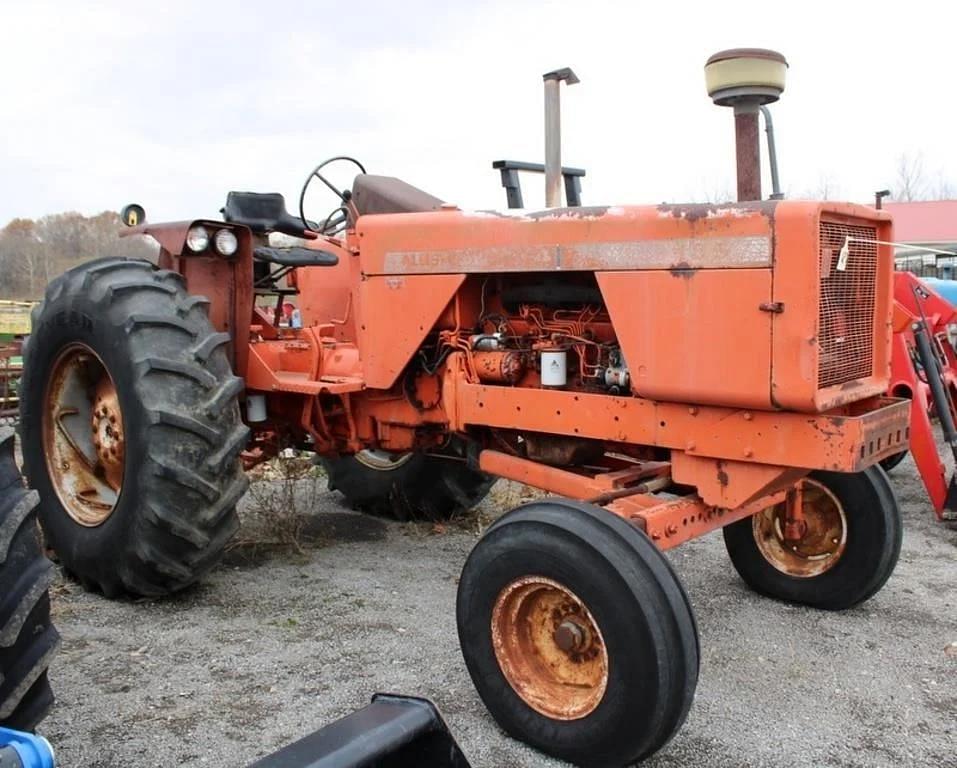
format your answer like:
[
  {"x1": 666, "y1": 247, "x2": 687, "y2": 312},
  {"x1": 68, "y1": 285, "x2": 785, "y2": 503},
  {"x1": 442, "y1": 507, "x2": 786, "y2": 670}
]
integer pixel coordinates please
[
  {"x1": 354, "y1": 449, "x2": 413, "y2": 471},
  {"x1": 752, "y1": 478, "x2": 847, "y2": 578},
  {"x1": 42, "y1": 343, "x2": 124, "y2": 527},
  {"x1": 491, "y1": 576, "x2": 608, "y2": 720}
]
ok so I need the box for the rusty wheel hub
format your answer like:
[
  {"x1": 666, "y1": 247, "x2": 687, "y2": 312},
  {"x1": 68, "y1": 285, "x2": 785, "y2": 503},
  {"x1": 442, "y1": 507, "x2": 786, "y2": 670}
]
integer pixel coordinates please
[
  {"x1": 43, "y1": 344, "x2": 124, "y2": 527},
  {"x1": 491, "y1": 576, "x2": 608, "y2": 720},
  {"x1": 91, "y1": 377, "x2": 125, "y2": 490},
  {"x1": 753, "y1": 478, "x2": 847, "y2": 578}
]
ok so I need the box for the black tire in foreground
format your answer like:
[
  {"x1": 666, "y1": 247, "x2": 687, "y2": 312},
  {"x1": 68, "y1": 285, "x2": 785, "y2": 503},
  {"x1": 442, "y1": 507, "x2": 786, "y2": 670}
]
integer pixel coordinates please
[
  {"x1": 0, "y1": 428, "x2": 59, "y2": 731},
  {"x1": 20, "y1": 258, "x2": 249, "y2": 598},
  {"x1": 723, "y1": 467, "x2": 902, "y2": 611},
  {"x1": 457, "y1": 499, "x2": 699, "y2": 767},
  {"x1": 322, "y1": 442, "x2": 494, "y2": 521}
]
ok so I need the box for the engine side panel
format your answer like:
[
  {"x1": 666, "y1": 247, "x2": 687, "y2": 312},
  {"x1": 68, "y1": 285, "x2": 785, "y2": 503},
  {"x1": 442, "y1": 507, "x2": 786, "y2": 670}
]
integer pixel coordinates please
[
  {"x1": 358, "y1": 274, "x2": 466, "y2": 390},
  {"x1": 597, "y1": 268, "x2": 773, "y2": 408}
]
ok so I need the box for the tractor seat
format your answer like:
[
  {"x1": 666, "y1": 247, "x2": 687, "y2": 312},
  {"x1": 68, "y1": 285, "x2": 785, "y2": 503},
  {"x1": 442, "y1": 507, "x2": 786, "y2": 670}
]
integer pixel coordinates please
[
  {"x1": 222, "y1": 192, "x2": 311, "y2": 238},
  {"x1": 351, "y1": 174, "x2": 444, "y2": 216}
]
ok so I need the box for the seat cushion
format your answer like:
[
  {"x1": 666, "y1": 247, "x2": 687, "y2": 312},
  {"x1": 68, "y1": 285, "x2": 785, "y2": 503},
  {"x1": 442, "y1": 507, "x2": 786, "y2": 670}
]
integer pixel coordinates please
[{"x1": 351, "y1": 175, "x2": 444, "y2": 216}]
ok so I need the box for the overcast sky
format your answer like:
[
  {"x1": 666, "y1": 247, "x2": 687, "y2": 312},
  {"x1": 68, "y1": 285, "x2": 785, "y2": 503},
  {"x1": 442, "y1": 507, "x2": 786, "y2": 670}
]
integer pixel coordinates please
[{"x1": 2, "y1": 0, "x2": 954, "y2": 224}]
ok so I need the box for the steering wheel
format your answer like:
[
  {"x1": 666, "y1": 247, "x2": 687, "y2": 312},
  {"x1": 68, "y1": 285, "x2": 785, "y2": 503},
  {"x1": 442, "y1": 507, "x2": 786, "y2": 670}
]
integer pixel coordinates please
[{"x1": 299, "y1": 156, "x2": 367, "y2": 235}]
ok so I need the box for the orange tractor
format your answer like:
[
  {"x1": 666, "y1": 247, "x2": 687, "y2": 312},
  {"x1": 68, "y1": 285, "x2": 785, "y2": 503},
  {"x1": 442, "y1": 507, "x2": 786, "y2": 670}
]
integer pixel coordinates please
[{"x1": 18, "y1": 52, "x2": 910, "y2": 765}]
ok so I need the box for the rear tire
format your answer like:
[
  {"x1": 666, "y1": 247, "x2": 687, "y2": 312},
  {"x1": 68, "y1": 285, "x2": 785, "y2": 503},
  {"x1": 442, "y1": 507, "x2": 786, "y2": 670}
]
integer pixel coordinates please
[
  {"x1": 723, "y1": 467, "x2": 902, "y2": 610},
  {"x1": 20, "y1": 258, "x2": 250, "y2": 597},
  {"x1": 457, "y1": 499, "x2": 698, "y2": 767},
  {"x1": 0, "y1": 429, "x2": 59, "y2": 731},
  {"x1": 322, "y1": 441, "x2": 493, "y2": 521}
]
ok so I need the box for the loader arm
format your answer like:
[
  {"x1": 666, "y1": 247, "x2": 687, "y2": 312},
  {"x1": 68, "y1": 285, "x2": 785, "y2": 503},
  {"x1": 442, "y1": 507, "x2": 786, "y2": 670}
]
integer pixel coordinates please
[{"x1": 888, "y1": 271, "x2": 957, "y2": 519}]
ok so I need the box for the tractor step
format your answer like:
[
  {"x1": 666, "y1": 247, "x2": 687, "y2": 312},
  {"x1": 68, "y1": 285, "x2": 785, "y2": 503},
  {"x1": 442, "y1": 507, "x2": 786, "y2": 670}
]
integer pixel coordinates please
[
  {"x1": 248, "y1": 694, "x2": 470, "y2": 768},
  {"x1": 270, "y1": 371, "x2": 365, "y2": 395}
]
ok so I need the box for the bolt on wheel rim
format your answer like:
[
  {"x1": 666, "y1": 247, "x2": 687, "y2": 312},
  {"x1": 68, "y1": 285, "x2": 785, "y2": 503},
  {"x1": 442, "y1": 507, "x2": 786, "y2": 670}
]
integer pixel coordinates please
[
  {"x1": 752, "y1": 478, "x2": 847, "y2": 578},
  {"x1": 42, "y1": 343, "x2": 124, "y2": 527},
  {"x1": 491, "y1": 576, "x2": 608, "y2": 720}
]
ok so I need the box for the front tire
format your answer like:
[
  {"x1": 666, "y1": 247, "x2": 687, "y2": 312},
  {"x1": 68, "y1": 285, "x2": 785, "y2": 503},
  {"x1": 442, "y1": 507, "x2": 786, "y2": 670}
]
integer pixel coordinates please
[
  {"x1": 879, "y1": 450, "x2": 908, "y2": 472},
  {"x1": 457, "y1": 499, "x2": 698, "y2": 767},
  {"x1": 0, "y1": 429, "x2": 59, "y2": 731},
  {"x1": 20, "y1": 258, "x2": 250, "y2": 597},
  {"x1": 723, "y1": 467, "x2": 902, "y2": 610}
]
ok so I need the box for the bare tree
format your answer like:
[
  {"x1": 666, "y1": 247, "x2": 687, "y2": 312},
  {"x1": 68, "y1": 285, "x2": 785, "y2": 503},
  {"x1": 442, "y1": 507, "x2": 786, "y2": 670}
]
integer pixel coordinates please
[
  {"x1": 0, "y1": 212, "x2": 158, "y2": 300},
  {"x1": 932, "y1": 171, "x2": 955, "y2": 201},
  {"x1": 894, "y1": 153, "x2": 927, "y2": 202},
  {"x1": 797, "y1": 175, "x2": 841, "y2": 201},
  {"x1": 889, "y1": 153, "x2": 957, "y2": 201},
  {"x1": 691, "y1": 179, "x2": 734, "y2": 204}
]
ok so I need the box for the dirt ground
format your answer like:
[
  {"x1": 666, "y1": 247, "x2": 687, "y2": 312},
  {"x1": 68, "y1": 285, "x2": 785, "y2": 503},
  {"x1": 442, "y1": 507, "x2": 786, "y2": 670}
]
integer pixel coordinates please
[{"x1": 39, "y1": 455, "x2": 956, "y2": 768}]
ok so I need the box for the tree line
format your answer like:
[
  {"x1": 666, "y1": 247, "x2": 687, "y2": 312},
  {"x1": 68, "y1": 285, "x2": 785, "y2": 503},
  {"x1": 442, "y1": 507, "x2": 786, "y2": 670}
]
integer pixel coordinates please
[{"x1": 0, "y1": 211, "x2": 157, "y2": 300}]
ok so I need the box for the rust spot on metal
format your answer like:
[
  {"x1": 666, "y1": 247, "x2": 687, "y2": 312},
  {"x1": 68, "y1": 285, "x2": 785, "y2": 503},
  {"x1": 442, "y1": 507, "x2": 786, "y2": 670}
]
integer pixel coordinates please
[
  {"x1": 655, "y1": 201, "x2": 778, "y2": 223},
  {"x1": 752, "y1": 478, "x2": 847, "y2": 578},
  {"x1": 473, "y1": 350, "x2": 526, "y2": 384},
  {"x1": 491, "y1": 576, "x2": 608, "y2": 721},
  {"x1": 525, "y1": 206, "x2": 609, "y2": 220},
  {"x1": 92, "y1": 377, "x2": 124, "y2": 491},
  {"x1": 716, "y1": 461, "x2": 729, "y2": 486},
  {"x1": 43, "y1": 343, "x2": 123, "y2": 528},
  {"x1": 669, "y1": 262, "x2": 698, "y2": 278}
]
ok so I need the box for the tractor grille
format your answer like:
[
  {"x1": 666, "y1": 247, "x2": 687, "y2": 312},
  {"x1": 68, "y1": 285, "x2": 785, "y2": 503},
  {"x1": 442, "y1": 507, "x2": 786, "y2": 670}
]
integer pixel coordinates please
[{"x1": 817, "y1": 220, "x2": 879, "y2": 389}]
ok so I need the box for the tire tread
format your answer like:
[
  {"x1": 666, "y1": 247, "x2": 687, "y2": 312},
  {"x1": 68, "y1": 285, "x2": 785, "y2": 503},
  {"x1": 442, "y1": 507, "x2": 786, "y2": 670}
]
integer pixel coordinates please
[
  {"x1": 19, "y1": 258, "x2": 247, "y2": 598},
  {"x1": 0, "y1": 428, "x2": 59, "y2": 730}
]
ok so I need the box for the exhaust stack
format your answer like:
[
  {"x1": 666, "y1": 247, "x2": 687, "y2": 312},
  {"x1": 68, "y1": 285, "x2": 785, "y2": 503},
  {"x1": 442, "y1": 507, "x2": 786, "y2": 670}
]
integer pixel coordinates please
[{"x1": 543, "y1": 68, "x2": 579, "y2": 207}]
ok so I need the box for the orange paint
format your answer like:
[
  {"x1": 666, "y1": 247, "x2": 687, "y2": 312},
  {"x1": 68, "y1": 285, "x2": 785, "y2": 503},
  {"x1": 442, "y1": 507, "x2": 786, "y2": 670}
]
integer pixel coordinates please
[{"x1": 147, "y1": 194, "x2": 905, "y2": 550}]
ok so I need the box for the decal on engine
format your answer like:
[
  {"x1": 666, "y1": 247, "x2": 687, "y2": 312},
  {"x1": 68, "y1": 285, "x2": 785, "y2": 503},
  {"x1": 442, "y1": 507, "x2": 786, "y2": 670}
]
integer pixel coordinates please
[{"x1": 381, "y1": 235, "x2": 771, "y2": 274}]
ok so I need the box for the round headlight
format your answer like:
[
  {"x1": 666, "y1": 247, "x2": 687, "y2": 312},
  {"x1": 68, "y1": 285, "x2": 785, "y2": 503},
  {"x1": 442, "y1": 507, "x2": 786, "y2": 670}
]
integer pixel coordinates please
[
  {"x1": 185, "y1": 225, "x2": 209, "y2": 252},
  {"x1": 214, "y1": 229, "x2": 239, "y2": 256}
]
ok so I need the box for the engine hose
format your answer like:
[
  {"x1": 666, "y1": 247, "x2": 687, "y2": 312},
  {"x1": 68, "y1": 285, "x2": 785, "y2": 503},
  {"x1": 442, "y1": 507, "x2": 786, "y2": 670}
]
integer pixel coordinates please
[{"x1": 0, "y1": 729, "x2": 54, "y2": 768}]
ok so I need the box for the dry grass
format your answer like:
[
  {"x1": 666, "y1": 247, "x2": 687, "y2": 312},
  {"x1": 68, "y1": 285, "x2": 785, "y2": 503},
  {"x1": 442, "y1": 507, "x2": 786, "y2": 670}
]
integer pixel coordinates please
[
  {"x1": 442, "y1": 479, "x2": 547, "y2": 535},
  {"x1": 233, "y1": 452, "x2": 325, "y2": 554}
]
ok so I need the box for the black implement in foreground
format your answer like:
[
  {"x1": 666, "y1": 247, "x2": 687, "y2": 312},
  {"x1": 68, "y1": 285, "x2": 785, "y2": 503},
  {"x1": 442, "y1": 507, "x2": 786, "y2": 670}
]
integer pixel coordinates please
[{"x1": 248, "y1": 694, "x2": 470, "y2": 768}]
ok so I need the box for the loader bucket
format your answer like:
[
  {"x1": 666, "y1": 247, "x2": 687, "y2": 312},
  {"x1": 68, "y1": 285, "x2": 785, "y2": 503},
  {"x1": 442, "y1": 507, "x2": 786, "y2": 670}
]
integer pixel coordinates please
[{"x1": 247, "y1": 694, "x2": 472, "y2": 768}]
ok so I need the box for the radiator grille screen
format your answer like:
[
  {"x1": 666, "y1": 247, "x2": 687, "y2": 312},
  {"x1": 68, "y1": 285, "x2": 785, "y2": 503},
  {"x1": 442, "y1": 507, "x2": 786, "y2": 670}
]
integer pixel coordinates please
[{"x1": 817, "y1": 221, "x2": 878, "y2": 389}]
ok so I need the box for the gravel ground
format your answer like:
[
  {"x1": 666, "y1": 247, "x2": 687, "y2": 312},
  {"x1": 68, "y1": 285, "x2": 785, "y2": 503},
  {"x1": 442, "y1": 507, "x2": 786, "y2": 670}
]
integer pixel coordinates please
[{"x1": 40, "y1": 457, "x2": 956, "y2": 768}]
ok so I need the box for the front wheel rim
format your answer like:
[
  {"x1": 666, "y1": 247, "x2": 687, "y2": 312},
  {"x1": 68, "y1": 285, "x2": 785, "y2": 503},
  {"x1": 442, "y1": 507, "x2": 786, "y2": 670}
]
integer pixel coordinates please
[
  {"x1": 752, "y1": 478, "x2": 847, "y2": 578},
  {"x1": 42, "y1": 343, "x2": 124, "y2": 527},
  {"x1": 491, "y1": 576, "x2": 609, "y2": 720}
]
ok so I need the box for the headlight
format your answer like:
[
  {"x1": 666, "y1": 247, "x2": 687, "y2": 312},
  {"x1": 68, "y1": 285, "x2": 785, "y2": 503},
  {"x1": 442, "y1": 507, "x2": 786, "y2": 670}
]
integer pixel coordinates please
[
  {"x1": 185, "y1": 225, "x2": 209, "y2": 252},
  {"x1": 214, "y1": 229, "x2": 239, "y2": 256}
]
